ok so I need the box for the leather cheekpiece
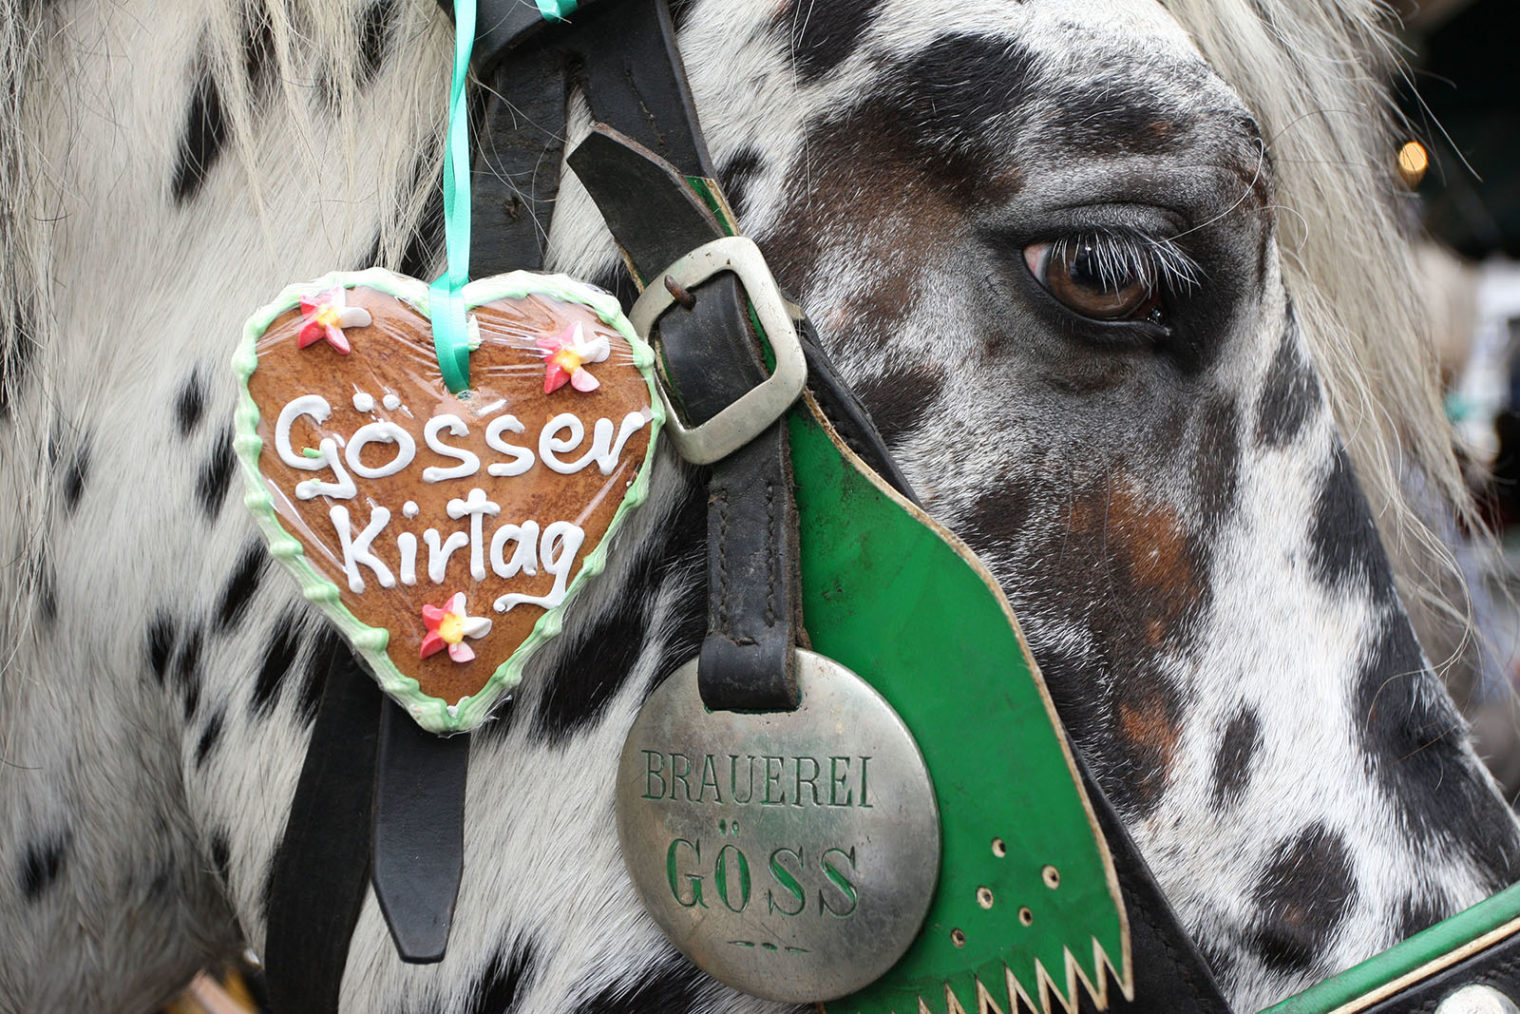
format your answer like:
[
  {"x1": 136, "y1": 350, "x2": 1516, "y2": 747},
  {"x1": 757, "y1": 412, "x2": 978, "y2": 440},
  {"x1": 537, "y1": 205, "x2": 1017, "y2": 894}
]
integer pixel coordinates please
[{"x1": 569, "y1": 127, "x2": 804, "y2": 713}]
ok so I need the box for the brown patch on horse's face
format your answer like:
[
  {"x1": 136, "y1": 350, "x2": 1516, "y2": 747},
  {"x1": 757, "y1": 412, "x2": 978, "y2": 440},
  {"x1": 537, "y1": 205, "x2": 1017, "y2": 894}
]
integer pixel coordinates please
[
  {"x1": 1020, "y1": 474, "x2": 1205, "y2": 815},
  {"x1": 1117, "y1": 684, "x2": 1183, "y2": 805},
  {"x1": 1068, "y1": 478, "x2": 1202, "y2": 649},
  {"x1": 761, "y1": 107, "x2": 969, "y2": 321}
]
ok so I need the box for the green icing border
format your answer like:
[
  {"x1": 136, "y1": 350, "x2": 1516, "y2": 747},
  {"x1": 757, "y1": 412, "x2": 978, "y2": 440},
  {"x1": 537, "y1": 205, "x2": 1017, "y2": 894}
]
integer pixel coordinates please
[{"x1": 232, "y1": 267, "x2": 665, "y2": 735}]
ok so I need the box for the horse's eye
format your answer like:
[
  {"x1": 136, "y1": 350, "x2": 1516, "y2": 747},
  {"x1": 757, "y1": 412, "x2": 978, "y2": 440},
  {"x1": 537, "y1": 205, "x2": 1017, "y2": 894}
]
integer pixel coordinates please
[{"x1": 1024, "y1": 240, "x2": 1162, "y2": 322}]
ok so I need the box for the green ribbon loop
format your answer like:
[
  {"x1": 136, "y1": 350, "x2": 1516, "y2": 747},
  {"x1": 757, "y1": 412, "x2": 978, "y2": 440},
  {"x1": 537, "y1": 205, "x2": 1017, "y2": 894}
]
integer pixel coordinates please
[
  {"x1": 428, "y1": 0, "x2": 477, "y2": 394},
  {"x1": 536, "y1": 0, "x2": 577, "y2": 20}
]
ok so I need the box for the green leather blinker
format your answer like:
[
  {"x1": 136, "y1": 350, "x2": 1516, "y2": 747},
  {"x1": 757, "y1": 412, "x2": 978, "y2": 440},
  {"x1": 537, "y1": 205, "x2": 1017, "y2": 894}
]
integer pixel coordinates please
[{"x1": 789, "y1": 404, "x2": 1131, "y2": 1013}]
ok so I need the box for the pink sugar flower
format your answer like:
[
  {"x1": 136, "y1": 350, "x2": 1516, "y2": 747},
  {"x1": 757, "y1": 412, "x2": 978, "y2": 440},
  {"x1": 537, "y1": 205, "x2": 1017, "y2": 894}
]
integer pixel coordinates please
[
  {"x1": 536, "y1": 321, "x2": 611, "y2": 394},
  {"x1": 297, "y1": 287, "x2": 372, "y2": 355},
  {"x1": 420, "y1": 592, "x2": 492, "y2": 664}
]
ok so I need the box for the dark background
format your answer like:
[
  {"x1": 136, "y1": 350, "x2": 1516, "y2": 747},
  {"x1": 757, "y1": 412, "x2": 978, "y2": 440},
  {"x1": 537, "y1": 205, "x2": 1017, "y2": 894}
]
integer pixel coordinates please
[{"x1": 1399, "y1": 0, "x2": 1520, "y2": 258}]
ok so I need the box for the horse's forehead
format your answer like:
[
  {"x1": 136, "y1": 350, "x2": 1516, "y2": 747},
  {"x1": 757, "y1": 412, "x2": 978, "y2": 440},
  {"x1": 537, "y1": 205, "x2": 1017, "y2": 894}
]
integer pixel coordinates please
[
  {"x1": 692, "y1": 0, "x2": 1221, "y2": 85},
  {"x1": 871, "y1": 0, "x2": 1204, "y2": 62},
  {"x1": 685, "y1": 0, "x2": 1256, "y2": 214}
]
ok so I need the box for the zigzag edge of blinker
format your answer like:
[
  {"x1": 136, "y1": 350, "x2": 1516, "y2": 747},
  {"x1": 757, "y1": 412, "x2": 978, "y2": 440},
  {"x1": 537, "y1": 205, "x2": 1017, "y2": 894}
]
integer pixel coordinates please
[{"x1": 905, "y1": 937, "x2": 1134, "y2": 1014}]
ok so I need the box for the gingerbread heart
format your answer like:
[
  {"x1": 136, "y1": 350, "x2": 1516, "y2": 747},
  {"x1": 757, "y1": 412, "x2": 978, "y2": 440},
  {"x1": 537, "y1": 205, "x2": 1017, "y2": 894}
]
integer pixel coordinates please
[{"x1": 233, "y1": 268, "x2": 662, "y2": 733}]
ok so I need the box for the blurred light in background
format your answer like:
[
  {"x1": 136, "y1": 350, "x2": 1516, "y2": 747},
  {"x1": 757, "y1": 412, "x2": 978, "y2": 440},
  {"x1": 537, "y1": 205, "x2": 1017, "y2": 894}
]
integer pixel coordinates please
[{"x1": 1398, "y1": 140, "x2": 1430, "y2": 188}]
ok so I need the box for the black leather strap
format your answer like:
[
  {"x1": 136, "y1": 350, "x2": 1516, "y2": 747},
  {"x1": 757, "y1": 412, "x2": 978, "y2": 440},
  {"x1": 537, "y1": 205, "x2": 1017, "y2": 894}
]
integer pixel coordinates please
[
  {"x1": 468, "y1": 43, "x2": 569, "y2": 276},
  {"x1": 696, "y1": 417, "x2": 803, "y2": 710},
  {"x1": 568, "y1": 142, "x2": 803, "y2": 709},
  {"x1": 371, "y1": 701, "x2": 470, "y2": 962},
  {"x1": 264, "y1": 646, "x2": 382, "y2": 1014}
]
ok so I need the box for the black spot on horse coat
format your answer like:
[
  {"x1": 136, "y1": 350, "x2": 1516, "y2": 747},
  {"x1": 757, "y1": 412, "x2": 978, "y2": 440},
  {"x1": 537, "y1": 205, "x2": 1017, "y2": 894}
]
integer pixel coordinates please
[
  {"x1": 1355, "y1": 612, "x2": 1520, "y2": 877},
  {"x1": 196, "y1": 425, "x2": 237, "y2": 521},
  {"x1": 780, "y1": 0, "x2": 883, "y2": 81},
  {"x1": 215, "y1": 540, "x2": 267, "y2": 634},
  {"x1": 175, "y1": 623, "x2": 205, "y2": 719},
  {"x1": 1308, "y1": 446, "x2": 1395, "y2": 608},
  {"x1": 148, "y1": 612, "x2": 176, "y2": 683},
  {"x1": 1248, "y1": 823, "x2": 1355, "y2": 975},
  {"x1": 18, "y1": 831, "x2": 71, "y2": 902},
  {"x1": 1255, "y1": 318, "x2": 1317, "y2": 448},
  {"x1": 195, "y1": 710, "x2": 225, "y2": 768},
  {"x1": 61, "y1": 434, "x2": 90, "y2": 514},
  {"x1": 851, "y1": 363, "x2": 946, "y2": 447},
  {"x1": 251, "y1": 605, "x2": 304, "y2": 718},
  {"x1": 577, "y1": 957, "x2": 712, "y2": 1014},
  {"x1": 174, "y1": 369, "x2": 207, "y2": 436},
  {"x1": 1210, "y1": 706, "x2": 1261, "y2": 808},
  {"x1": 172, "y1": 58, "x2": 229, "y2": 205}
]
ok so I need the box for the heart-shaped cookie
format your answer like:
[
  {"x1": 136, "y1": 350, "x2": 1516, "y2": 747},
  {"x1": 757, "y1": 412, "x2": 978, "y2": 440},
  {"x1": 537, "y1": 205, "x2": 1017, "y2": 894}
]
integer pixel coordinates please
[{"x1": 233, "y1": 268, "x2": 662, "y2": 733}]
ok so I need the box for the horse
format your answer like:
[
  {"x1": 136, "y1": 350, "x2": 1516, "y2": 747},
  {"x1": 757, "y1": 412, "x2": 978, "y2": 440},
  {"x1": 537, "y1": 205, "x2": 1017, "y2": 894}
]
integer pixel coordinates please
[{"x1": 2, "y1": 0, "x2": 1517, "y2": 1010}]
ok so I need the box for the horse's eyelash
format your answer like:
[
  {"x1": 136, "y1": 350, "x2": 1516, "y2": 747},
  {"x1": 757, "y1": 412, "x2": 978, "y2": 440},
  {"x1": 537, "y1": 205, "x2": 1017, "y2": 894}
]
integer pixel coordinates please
[{"x1": 1049, "y1": 231, "x2": 1201, "y2": 293}]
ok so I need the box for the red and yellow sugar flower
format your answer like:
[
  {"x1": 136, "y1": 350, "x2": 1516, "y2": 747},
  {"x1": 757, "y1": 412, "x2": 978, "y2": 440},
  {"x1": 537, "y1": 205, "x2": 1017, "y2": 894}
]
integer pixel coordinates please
[
  {"x1": 537, "y1": 321, "x2": 611, "y2": 393},
  {"x1": 420, "y1": 592, "x2": 492, "y2": 664},
  {"x1": 297, "y1": 286, "x2": 372, "y2": 355}
]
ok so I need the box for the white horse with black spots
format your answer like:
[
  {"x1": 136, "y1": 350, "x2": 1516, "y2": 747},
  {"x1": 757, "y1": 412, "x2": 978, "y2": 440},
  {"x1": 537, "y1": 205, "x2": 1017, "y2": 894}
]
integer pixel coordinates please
[{"x1": 1, "y1": 0, "x2": 1515, "y2": 1010}]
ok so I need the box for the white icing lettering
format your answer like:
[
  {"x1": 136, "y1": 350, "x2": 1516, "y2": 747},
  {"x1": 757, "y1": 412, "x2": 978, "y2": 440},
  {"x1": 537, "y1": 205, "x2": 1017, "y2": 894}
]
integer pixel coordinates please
[
  {"x1": 493, "y1": 521, "x2": 584, "y2": 613},
  {"x1": 423, "y1": 414, "x2": 480, "y2": 483},
  {"x1": 484, "y1": 414, "x2": 535, "y2": 477},
  {"x1": 538, "y1": 412, "x2": 648, "y2": 475},
  {"x1": 595, "y1": 412, "x2": 651, "y2": 475},
  {"x1": 276, "y1": 395, "x2": 357, "y2": 500},
  {"x1": 330, "y1": 504, "x2": 394, "y2": 592},
  {"x1": 398, "y1": 531, "x2": 418, "y2": 586},
  {"x1": 344, "y1": 421, "x2": 416, "y2": 479},
  {"x1": 402, "y1": 500, "x2": 419, "y2": 519},
  {"x1": 424, "y1": 527, "x2": 469, "y2": 584},
  {"x1": 447, "y1": 487, "x2": 501, "y2": 581},
  {"x1": 489, "y1": 522, "x2": 541, "y2": 578},
  {"x1": 539, "y1": 413, "x2": 589, "y2": 474}
]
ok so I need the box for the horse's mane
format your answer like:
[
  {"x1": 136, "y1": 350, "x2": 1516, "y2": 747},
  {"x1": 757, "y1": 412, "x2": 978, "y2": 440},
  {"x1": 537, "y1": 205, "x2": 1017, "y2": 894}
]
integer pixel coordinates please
[
  {"x1": 0, "y1": 0, "x2": 1474, "y2": 664},
  {"x1": 0, "y1": 0, "x2": 42, "y2": 420},
  {"x1": 1167, "y1": 0, "x2": 1478, "y2": 675}
]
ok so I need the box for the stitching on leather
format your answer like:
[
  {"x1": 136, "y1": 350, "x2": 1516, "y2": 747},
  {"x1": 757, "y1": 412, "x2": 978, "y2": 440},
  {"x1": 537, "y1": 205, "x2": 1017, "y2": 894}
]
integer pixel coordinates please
[
  {"x1": 716, "y1": 487, "x2": 730, "y2": 636},
  {"x1": 765, "y1": 479, "x2": 776, "y2": 626},
  {"x1": 1122, "y1": 872, "x2": 1217, "y2": 1011}
]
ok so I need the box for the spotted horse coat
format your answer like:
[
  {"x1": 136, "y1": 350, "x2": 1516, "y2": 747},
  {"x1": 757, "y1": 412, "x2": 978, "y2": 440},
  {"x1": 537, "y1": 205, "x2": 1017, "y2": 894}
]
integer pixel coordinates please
[{"x1": 1, "y1": 0, "x2": 1515, "y2": 1011}]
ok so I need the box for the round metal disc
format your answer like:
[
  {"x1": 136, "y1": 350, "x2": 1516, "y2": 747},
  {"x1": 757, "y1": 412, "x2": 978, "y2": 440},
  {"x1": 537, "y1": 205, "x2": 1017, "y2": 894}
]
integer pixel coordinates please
[{"x1": 616, "y1": 649, "x2": 940, "y2": 1003}]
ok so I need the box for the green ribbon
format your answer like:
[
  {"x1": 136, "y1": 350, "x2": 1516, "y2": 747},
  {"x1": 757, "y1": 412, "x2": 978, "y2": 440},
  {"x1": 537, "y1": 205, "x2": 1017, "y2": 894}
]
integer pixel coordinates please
[
  {"x1": 428, "y1": 0, "x2": 477, "y2": 394},
  {"x1": 536, "y1": 0, "x2": 578, "y2": 20}
]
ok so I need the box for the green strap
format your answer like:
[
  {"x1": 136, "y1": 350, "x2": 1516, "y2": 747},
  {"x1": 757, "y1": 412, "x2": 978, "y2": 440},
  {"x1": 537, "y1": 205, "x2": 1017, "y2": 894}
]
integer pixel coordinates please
[{"x1": 428, "y1": 0, "x2": 476, "y2": 394}]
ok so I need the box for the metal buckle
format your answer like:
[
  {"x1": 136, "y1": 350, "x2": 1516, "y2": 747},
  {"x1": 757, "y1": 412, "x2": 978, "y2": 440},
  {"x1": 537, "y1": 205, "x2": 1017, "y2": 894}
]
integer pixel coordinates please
[{"x1": 628, "y1": 235, "x2": 807, "y2": 466}]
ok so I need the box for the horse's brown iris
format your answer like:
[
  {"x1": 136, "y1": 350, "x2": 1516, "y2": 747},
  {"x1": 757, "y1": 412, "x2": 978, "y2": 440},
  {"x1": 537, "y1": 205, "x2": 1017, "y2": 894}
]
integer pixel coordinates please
[{"x1": 1024, "y1": 240, "x2": 1162, "y2": 322}]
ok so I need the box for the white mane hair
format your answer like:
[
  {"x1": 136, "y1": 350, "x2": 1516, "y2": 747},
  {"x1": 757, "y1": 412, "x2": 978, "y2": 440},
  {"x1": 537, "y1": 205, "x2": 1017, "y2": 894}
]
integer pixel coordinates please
[
  {"x1": 0, "y1": 0, "x2": 57, "y2": 685},
  {"x1": 1166, "y1": 0, "x2": 1482, "y2": 678},
  {"x1": 0, "y1": 0, "x2": 451, "y2": 665}
]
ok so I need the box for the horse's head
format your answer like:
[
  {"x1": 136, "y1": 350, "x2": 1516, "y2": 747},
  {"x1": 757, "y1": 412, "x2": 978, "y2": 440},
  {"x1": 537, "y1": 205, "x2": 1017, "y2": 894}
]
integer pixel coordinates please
[{"x1": 648, "y1": 0, "x2": 1520, "y2": 1004}]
